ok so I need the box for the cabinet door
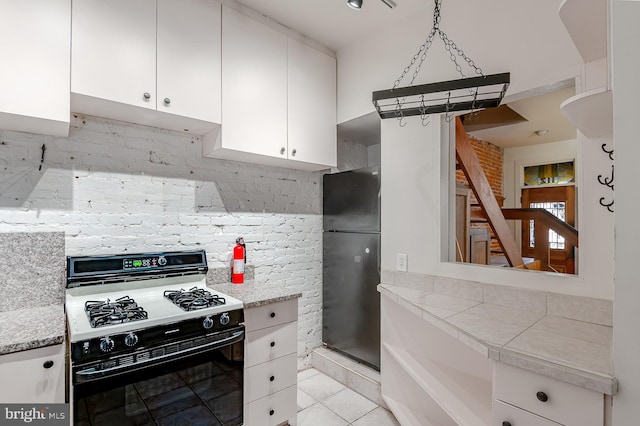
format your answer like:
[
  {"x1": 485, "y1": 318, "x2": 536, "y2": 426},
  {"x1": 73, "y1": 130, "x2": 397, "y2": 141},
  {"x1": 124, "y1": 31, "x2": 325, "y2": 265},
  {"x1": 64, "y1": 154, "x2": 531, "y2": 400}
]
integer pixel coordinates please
[
  {"x1": 245, "y1": 321, "x2": 298, "y2": 368},
  {"x1": 157, "y1": 0, "x2": 221, "y2": 123},
  {"x1": 72, "y1": 0, "x2": 156, "y2": 109},
  {"x1": 288, "y1": 38, "x2": 337, "y2": 167},
  {"x1": 221, "y1": 6, "x2": 287, "y2": 159},
  {"x1": 0, "y1": 345, "x2": 65, "y2": 403},
  {"x1": 0, "y1": 0, "x2": 70, "y2": 136},
  {"x1": 244, "y1": 385, "x2": 296, "y2": 426}
]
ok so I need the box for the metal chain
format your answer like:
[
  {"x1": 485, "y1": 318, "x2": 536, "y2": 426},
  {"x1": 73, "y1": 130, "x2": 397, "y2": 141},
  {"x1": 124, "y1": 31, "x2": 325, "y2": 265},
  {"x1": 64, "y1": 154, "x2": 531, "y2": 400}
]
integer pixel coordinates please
[{"x1": 392, "y1": 0, "x2": 484, "y2": 89}]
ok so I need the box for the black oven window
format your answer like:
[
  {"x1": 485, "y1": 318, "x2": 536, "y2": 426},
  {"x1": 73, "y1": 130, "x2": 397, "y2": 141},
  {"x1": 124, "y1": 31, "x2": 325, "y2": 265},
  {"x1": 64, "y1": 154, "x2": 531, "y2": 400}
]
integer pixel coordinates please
[{"x1": 73, "y1": 348, "x2": 243, "y2": 426}]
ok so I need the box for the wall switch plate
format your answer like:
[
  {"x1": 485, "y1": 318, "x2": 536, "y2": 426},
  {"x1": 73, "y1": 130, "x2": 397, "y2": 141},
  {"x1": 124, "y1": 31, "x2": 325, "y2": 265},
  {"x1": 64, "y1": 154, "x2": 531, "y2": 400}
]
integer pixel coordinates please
[{"x1": 396, "y1": 253, "x2": 408, "y2": 272}]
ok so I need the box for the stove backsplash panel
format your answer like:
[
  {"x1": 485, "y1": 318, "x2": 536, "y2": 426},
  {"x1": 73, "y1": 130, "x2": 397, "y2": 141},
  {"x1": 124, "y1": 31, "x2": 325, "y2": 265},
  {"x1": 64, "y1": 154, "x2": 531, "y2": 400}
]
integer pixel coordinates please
[{"x1": 0, "y1": 231, "x2": 65, "y2": 312}]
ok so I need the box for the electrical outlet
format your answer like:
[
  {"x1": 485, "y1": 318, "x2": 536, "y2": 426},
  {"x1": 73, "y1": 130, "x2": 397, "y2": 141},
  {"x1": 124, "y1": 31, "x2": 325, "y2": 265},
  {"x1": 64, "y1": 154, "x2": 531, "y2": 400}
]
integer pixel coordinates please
[{"x1": 396, "y1": 253, "x2": 408, "y2": 272}]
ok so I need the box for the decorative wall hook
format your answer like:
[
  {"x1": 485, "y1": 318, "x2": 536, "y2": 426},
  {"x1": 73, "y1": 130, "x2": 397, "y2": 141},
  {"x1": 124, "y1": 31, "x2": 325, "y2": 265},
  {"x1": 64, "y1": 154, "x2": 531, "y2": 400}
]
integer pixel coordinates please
[
  {"x1": 599, "y1": 197, "x2": 614, "y2": 213},
  {"x1": 597, "y1": 165, "x2": 614, "y2": 190},
  {"x1": 597, "y1": 144, "x2": 614, "y2": 213}
]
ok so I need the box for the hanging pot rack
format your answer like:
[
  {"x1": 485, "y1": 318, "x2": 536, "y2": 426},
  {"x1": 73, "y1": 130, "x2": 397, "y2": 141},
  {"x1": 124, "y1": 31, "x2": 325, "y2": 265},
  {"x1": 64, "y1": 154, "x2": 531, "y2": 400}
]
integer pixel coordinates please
[{"x1": 372, "y1": 0, "x2": 510, "y2": 125}]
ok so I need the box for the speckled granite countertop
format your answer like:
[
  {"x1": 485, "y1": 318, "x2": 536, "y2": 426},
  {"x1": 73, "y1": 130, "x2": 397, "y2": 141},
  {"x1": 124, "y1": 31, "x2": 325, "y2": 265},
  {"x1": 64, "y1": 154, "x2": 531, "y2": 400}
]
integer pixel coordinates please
[
  {"x1": 379, "y1": 283, "x2": 617, "y2": 395},
  {"x1": 207, "y1": 279, "x2": 301, "y2": 308},
  {"x1": 0, "y1": 305, "x2": 66, "y2": 355},
  {"x1": 0, "y1": 232, "x2": 66, "y2": 356}
]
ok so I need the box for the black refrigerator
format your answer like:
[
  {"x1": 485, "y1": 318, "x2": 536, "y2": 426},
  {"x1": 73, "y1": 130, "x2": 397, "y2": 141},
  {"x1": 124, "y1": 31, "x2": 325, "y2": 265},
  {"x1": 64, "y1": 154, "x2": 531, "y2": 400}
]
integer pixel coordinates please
[{"x1": 322, "y1": 165, "x2": 381, "y2": 370}]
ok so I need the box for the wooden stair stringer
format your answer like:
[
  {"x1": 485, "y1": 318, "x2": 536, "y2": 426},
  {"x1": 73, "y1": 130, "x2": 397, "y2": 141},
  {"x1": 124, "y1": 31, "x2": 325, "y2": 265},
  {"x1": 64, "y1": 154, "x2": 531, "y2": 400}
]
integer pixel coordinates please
[{"x1": 455, "y1": 117, "x2": 524, "y2": 268}]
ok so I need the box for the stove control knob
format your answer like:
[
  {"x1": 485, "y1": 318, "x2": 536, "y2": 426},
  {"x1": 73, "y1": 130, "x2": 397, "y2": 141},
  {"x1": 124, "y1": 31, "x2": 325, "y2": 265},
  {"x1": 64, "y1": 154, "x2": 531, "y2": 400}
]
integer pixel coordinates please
[
  {"x1": 219, "y1": 313, "x2": 230, "y2": 326},
  {"x1": 158, "y1": 256, "x2": 167, "y2": 266},
  {"x1": 203, "y1": 316, "x2": 215, "y2": 329},
  {"x1": 124, "y1": 332, "x2": 139, "y2": 347},
  {"x1": 99, "y1": 337, "x2": 114, "y2": 353}
]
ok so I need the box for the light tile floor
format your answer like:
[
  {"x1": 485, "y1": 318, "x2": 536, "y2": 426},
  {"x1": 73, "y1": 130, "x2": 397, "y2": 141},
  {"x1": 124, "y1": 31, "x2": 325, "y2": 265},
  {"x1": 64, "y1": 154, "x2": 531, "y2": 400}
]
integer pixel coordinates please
[{"x1": 297, "y1": 368, "x2": 399, "y2": 426}]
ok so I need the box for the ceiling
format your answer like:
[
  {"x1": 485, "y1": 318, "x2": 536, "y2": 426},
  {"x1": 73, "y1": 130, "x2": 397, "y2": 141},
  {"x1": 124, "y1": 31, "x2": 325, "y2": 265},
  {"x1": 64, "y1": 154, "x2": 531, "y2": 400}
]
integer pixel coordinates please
[
  {"x1": 465, "y1": 86, "x2": 577, "y2": 149},
  {"x1": 233, "y1": 0, "x2": 578, "y2": 150},
  {"x1": 230, "y1": 0, "x2": 427, "y2": 51}
]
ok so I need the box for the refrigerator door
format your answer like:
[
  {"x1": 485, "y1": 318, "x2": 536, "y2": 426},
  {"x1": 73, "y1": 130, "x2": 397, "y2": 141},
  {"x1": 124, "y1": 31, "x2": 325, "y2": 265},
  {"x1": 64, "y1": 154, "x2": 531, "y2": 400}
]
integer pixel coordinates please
[
  {"x1": 323, "y1": 231, "x2": 380, "y2": 369},
  {"x1": 323, "y1": 166, "x2": 380, "y2": 232}
]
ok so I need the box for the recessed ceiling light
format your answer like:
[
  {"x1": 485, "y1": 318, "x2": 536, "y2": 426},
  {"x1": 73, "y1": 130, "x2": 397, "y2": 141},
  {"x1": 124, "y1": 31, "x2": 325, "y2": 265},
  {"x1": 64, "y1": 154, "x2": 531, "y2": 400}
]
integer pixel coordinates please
[{"x1": 534, "y1": 129, "x2": 549, "y2": 136}]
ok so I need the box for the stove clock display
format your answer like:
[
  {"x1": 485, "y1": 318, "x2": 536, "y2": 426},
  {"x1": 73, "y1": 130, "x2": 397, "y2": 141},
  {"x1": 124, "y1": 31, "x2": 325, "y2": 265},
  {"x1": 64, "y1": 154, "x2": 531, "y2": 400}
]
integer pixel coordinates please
[{"x1": 123, "y1": 256, "x2": 167, "y2": 269}]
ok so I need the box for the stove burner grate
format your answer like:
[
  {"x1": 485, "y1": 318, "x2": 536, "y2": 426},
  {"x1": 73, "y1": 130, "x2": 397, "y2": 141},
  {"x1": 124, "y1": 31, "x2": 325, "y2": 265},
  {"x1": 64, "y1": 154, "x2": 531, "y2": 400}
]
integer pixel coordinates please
[
  {"x1": 85, "y1": 296, "x2": 148, "y2": 328},
  {"x1": 164, "y1": 287, "x2": 226, "y2": 311}
]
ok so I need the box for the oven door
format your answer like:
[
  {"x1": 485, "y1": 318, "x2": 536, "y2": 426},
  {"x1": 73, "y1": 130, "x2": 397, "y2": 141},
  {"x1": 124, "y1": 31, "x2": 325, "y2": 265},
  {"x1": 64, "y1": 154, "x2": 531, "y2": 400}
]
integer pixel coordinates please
[{"x1": 72, "y1": 326, "x2": 244, "y2": 426}]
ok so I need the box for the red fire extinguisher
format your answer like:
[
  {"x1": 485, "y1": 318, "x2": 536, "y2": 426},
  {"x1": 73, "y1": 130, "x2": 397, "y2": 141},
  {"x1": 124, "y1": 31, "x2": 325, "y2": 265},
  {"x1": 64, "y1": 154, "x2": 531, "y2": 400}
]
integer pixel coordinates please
[{"x1": 231, "y1": 237, "x2": 246, "y2": 284}]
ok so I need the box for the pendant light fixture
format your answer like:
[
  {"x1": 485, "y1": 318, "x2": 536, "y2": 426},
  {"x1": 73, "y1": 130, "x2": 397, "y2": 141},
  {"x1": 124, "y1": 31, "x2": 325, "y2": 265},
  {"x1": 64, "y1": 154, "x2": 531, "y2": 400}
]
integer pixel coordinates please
[{"x1": 372, "y1": 0, "x2": 510, "y2": 125}]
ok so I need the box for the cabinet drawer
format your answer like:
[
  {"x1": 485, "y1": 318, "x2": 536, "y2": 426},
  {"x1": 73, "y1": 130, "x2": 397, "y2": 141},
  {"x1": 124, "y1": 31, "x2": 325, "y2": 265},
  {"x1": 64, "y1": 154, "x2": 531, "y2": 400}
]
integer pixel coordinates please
[
  {"x1": 0, "y1": 344, "x2": 65, "y2": 403},
  {"x1": 245, "y1": 299, "x2": 298, "y2": 332},
  {"x1": 245, "y1": 353, "x2": 297, "y2": 404},
  {"x1": 494, "y1": 363, "x2": 603, "y2": 426},
  {"x1": 493, "y1": 400, "x2": 561, "y2": 426},
  {"x1": 246, "y1": 321, "x2": 297, "y2": 368},
  {"x1": 244, "y1": 384, "x2": 297, "y2": 426}
]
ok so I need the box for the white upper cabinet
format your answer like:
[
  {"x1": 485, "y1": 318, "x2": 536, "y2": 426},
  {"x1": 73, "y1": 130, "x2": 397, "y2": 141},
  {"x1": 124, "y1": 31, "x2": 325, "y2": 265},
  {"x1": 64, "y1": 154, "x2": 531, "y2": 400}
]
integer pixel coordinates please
[
  {"x1": 288, "y1": 37, "x2": 337, "y2": 168},
  {"x1": 219, "y1": 6, "x2": 288, "y2": 160},
  {"x1": 204, "y1": 5, "x2": 337, "y2": 171},
  {"x1": 0, "y1": 0, "x2": 70, "y2": 136},
  {"x1": 157, "y1": 0, "x2": 221, "y2": 123},
  {"x1": 71, "y1": 0, "x2": 221, "y2": 134},
  {"x1": 72, "y1": 0, "x2": 156, "y2": 110}
]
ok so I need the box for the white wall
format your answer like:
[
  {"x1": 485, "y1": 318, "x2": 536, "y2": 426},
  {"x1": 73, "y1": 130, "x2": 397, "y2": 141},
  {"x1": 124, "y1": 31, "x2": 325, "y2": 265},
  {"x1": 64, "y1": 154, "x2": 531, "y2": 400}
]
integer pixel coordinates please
[
  {"x1": 381, "y1": 118, "x2": 440, "y2": 274},
  {"x1": 379, "y1": 113, "x2": 612, "y2": 299},
  {"x1": 337, "y1": 0, "x2": 582, "y2": 124},
  {"x1": 501, "y1": 137, "x2": 614, "y2": 299},
  {"x1": 612, "y1": 0, "x2": 640, "y2": 423},
  {"x1": 0, "y1": 114, "x2": 324, "y2": 368}
]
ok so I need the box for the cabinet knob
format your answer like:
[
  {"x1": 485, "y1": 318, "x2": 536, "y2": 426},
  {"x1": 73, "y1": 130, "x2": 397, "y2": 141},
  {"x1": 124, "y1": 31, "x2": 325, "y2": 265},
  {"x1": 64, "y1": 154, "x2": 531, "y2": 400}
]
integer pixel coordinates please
[
  {"x1": 291, "y1": 148, "x2": 297, "y2": 156},
  {"x1": 502, "y1": 422, "x2": 512, "y2": 426},
  {"x1": 269, "y1": 409, "x2": 275, "y2": 416},
  {"x1": 143, "y1": 92, "x2": 151, "y2": 101},
  {"x1": 280, "y1": 147, "x2": 285, "y2": 155},
  {"x1": 270, "y1": 341, "x2": 275, "y2": 347},
  {"x1": 270, "y1": 312, "x2": 276, "y2": 318},
  {"x1": 43, "y1": 360, "x2": 54, "y2": 369},
  {"x1": 164, "y1": 98, "x2": 171, "y2": 105},
  {"x1": 536, "y1": 391, "x2": 549, "y2": 402},
  {"x1": 270, "y1": 375, "x2": 275, "y2": 382}
]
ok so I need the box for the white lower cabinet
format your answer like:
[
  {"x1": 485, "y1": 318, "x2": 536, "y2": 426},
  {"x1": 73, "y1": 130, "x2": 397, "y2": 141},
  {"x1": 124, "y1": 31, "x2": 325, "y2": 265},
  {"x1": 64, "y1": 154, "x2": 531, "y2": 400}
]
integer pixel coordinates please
[
  {"x1": 244, "y1": 299, "x2": 298, "y2": 426},
  {"x1": 0, "y1": 344, "x2": 66, "y2": 403},
  {"x1": 493, "y1": 400, "x2": 561, "y2": 426},
  {"x1": 244, "y1": 385, "x2": 297, "y2": 426},
  {"x1": 381, "y1": 293, "x2": 609, "y2": 426},
  {"x1": 493, "y1": 362, "x2": 604, "y2": 426}
]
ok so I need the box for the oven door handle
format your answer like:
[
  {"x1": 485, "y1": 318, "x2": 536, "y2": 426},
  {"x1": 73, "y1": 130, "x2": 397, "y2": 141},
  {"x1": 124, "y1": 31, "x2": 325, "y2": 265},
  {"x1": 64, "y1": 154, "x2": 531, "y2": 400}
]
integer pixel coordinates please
[{"x1": 74, "y1": 328, "x2": 244, "y2": 383}]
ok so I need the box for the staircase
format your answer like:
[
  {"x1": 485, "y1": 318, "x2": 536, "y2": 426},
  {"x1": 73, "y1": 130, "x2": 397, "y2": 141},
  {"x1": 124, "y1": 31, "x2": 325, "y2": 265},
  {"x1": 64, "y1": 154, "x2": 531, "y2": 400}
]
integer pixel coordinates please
[{"x1": 455, "y1": 117, "x2": 578, "y2": 272}]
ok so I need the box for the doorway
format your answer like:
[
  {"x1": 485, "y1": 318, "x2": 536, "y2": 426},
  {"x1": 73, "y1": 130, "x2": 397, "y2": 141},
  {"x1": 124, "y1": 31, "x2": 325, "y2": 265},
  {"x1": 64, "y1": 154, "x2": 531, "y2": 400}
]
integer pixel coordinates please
[{"x1": 521, "y1": 185, "x2": 576, "y2": 273}]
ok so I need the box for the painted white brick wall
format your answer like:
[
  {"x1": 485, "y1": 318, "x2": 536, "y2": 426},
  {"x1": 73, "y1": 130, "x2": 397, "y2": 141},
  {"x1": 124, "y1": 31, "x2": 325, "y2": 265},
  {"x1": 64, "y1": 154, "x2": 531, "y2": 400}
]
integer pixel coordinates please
[{"x1": 0, "y1": 114, "x2": 325, "y2": 368}]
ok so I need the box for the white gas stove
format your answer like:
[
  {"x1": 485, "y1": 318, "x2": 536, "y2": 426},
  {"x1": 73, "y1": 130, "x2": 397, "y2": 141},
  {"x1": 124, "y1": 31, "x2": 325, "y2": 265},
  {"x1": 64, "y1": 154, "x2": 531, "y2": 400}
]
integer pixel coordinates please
[
  {"x1": 66, "y1": 274, "x2": 243, "y2": 342},
  {"x1": 65, "y1": 250, "x2": 244, "y2": 378}
]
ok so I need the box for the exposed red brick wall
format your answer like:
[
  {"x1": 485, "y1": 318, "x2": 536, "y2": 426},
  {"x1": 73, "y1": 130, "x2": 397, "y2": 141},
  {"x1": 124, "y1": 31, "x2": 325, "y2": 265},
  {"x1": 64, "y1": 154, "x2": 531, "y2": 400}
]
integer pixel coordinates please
[
  {"x1": 456, "y1": 135, "x2": 503, "y2": 197},
  {"x1": 456, "y1": 135, "x2": 504, "y2": 254}
]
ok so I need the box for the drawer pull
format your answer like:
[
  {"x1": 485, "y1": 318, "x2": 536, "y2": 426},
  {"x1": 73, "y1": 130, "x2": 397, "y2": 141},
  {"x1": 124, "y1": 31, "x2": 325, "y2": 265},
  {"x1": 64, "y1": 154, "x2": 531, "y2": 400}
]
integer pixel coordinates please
[
  {"x1": 270, "y1": 375, "x2": 275, "y2": 382},
  {"x1": 269, "y1": 409, "x2": 275, "y2": 416},
  {"x1": 502, "y1": 422, "x2": 512, "y2": 426},
  {"x1": 270, "y1": 341, "x2": 275, "y2": 347},
  {"x1": 270, "y1": 312, "x2": 276, "y2": 318},
  {"x1": 536, "y1": 391, "x2": 549, "y2": 402},
  {"x1": 43, "y1": 360, "x2": 54, "y2": 369}
]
